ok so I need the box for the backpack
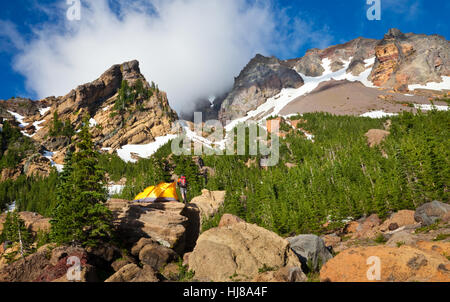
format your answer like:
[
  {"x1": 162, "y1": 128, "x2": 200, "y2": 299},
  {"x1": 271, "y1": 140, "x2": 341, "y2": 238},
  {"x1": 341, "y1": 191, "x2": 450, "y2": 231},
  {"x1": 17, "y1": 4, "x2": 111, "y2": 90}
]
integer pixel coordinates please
[{"x1": 179, "y1": 176, "x2": 187, "y2": 187}]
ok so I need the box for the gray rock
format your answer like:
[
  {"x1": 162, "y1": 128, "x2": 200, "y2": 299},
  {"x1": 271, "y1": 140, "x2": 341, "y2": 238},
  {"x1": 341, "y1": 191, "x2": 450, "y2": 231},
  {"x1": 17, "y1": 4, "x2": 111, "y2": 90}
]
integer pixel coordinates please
[
  {"x1": 414, "y1": 201, "x2": 450, "y2": 226},
  {"x1": 293, "y1": 51, "x2": 325, "y2": 77},
  {"x1": 218, "y1": 54, "x2": 304, "y2": 122},
  {"x1": 287, "y1": 234, "x2": 333, "y2": 272}
]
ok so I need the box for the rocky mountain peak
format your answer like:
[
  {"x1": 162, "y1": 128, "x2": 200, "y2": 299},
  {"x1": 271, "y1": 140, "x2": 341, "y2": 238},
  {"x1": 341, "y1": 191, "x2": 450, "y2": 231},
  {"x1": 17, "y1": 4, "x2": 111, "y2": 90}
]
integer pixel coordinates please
[
  {"x1": 1, "y1": 60, "x2": 179, "y2": 172},
  {"x1": 219, "y1": 54, "x2": 304, "y2": 122},
  {"x1": 371, "y1": 29, "x2": 449, "y2": 88},
  {"x1": 385, "y1": 28, "x2": 406, "y2": 39}
]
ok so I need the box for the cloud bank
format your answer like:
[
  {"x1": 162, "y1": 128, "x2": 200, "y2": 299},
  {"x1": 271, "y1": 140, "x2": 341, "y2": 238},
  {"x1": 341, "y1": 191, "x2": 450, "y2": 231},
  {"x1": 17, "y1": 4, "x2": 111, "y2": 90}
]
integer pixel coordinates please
[{"x1": 4, "y1": 0, "x2": 332, "y2": 114}]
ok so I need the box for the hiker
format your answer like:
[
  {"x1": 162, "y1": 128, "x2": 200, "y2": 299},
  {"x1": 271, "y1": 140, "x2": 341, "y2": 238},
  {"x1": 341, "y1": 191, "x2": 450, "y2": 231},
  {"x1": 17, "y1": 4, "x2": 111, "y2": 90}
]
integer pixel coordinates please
[
  {"x1": 177, "y1": 175, "x2": 188, "y2": 203},
  {"x1": 198, "y1": 156, "x2": 205, "y2": 169},
  {"x1": 203, "y1": 169, "x2": 208, "y2": 185}
]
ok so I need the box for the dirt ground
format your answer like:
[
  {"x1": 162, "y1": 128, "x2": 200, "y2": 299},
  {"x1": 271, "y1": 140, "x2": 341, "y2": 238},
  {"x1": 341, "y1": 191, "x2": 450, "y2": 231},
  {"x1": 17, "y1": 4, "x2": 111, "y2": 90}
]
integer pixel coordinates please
[{"x1": 279, "y1": 79, "x2": 448, "y2": 116}]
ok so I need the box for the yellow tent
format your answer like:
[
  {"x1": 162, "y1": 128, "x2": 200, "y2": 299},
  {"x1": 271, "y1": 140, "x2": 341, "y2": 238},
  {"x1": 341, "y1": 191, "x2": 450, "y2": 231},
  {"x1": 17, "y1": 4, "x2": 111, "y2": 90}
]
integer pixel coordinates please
[{"x1": 134, "y1": 182, "x2": 179, "y2": 203}]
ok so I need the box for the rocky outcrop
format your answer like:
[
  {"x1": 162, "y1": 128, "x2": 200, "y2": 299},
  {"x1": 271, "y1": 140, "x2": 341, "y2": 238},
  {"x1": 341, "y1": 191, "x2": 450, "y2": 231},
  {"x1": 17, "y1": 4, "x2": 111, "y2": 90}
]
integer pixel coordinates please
[
  {"x1": 0, "y1": 60, "x2": 178, "y2": 174},
  {"x1": 370, "y1": 28, "x2": 450, "y2": 88},
  {"x1": 218, "y1": 54, "x2": 304, "y2": 122},
  {"x1": 414, "y1": 201, "x2": 450, "y2": 226},
  {"x1": 187, "y1": 214, "x2": 302, "y2": 282},
  {"x1": 22, "y1": 154, "x2": 52, "y2": 178},
  {"x1": 183, "y1": 190, "x2": 226, "y2": 251},
  {"x1": 0, "y1": 245, "x2": 97, "y2": 282},
  {"x1": 291, "y1": 49, "x2": 325, "y2": 77},
  {"x1": 287, "y1": 235, "x2": 333, "y2": 272},
  {"x1": 106, "y1": 199, "x2": 188, "y2": 254},
  {"x1": 187, "y1": 189, "x2": 225, "y2": 226},
  {"x1": 0, "y1": 211, "x2": 51, "y2": 234},
  {"x1": 320, "y1": 245, "x2": 450, "y2": 282},
  {"x1": 36, "y1": 60, "x2": 177, "y2": 150},
  {"x1": 283, "y1": 37, "x2": 378, "y2": 77}
]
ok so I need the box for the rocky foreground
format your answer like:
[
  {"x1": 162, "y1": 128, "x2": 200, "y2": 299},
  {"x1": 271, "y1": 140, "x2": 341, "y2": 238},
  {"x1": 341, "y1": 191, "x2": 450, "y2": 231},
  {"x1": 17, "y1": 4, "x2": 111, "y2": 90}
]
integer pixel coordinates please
[{"x1": 0, "y1": 192, "x2": 449, "y2": 282}]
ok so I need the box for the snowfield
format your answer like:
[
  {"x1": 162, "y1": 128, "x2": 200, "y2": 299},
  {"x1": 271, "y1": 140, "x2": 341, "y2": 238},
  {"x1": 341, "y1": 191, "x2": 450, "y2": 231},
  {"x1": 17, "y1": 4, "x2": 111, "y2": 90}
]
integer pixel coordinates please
[
  {"x1": 408, "y1": 76, "x2": 450, "y2": 91},
  {"x1": 117, "y1": 134, "x2": 178, "y2": 163},
  {"x1": 7, "y1": 110, "x2": 29, "y2": 127}
]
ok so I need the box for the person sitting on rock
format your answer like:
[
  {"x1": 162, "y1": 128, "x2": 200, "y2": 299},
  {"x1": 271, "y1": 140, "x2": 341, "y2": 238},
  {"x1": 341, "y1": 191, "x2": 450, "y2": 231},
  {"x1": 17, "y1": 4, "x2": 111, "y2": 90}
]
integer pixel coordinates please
[{"x1": 177, "y1": 175, "x2": 188, "y2": 203}]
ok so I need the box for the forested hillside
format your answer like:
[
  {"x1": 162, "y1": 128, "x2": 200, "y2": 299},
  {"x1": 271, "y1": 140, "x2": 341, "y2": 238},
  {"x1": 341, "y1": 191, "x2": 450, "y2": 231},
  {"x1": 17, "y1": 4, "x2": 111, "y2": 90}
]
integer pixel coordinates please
[{"x1": 1, "y1": 110, "x2": 448, "y2": 237}]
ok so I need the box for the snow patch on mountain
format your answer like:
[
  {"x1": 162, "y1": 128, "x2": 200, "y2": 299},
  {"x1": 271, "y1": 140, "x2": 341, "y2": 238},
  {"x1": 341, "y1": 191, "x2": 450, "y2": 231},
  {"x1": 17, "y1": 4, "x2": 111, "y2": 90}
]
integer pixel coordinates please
[
  {"x1": 360, "y1": 111, "x2": 399, "y2": 118},
  {"x1": 414, "y1": 104, "x2": 449, "y2": 111},
  {"x1": 117, "y1": 134, "x2": 178, "y2": 163},
  {"x1": 7, "y1": 111, "x2": 29, "y2": 127},
  {"x1": 39, "y1": 107, "x2": 51, "y2": 116},
  {"x1": 408, "y1": 76, "x2": 450, "y2": 91}
]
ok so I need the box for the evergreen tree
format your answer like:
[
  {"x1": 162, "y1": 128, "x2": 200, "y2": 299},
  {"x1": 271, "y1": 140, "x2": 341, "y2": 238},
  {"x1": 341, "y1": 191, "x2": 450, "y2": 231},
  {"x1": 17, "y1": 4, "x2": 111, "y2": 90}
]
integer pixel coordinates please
[
  {"x1": 50, "y1": 115, "x2": 113, "y2": 247},
  {"x1": 0, "y1": 211, "x2": 33, "y2": 257}
]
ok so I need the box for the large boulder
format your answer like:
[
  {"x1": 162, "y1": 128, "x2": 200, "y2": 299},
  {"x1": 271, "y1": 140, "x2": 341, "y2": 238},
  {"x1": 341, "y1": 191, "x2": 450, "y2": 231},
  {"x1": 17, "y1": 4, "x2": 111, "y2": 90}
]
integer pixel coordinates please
[
  {"x1": 252, "y1": 266, "x2": 306, "y2": 282},
  {"x1": 188, "y1": 190, "x2": 226, "y2": 224},
  {"x1": 352, "y1": 214, "x2": 382, "y2": 239},
  {"x1": 379, "y1": 210, "x2": 417, "y2": 232},
  {"x1": 188, "y1": 214, "x2": 302, "y2": 282},
  {"x1": 106, "y1": 199, "x2": 188, "y2": 254},
  {"x1": 183, "y1": 190, "x2": 226, "y2": 251},
  {"x1": 105, "y1": 263, "x2": 159, "y2": 282},
  {"x1": 320, "y1": 245, "x2": 450, "y2": 282},
  {"x1": 287, "y1": 235, "x2": 333, "y2": 272},
  {"x1": 385, "y1": 230, "x2": 418, "y2": 247},
  {"x1": 138, "y1": 243, "x2": 177, "y2": 271},
  {"x1": 414, "y1": 201, "x2": 450, "y2": 226}
]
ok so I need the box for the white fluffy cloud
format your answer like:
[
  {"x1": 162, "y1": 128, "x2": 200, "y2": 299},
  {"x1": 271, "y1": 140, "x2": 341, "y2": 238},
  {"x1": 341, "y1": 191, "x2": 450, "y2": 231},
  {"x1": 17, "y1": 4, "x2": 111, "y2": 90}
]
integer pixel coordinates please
[{"x1": 6, "y1": 0, "x2": 331, "y2": 114}]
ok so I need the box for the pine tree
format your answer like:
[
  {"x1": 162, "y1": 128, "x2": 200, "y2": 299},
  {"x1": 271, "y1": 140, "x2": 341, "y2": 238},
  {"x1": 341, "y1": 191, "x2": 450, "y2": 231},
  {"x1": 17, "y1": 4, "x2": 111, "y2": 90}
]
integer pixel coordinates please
[
  {"x1": 0, "y1": 211, "x2": 32, "y2": 257},
  {"x1": 50, "y1": 115, "x2": 114, "y2": 247}
]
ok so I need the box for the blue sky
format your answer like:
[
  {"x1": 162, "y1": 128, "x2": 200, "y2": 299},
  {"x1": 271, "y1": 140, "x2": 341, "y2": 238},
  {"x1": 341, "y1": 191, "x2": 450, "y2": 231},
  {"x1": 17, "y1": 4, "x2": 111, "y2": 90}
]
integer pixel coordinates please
[{"x1": 0, "y1": 0, "x2": 448, "y2": 110}]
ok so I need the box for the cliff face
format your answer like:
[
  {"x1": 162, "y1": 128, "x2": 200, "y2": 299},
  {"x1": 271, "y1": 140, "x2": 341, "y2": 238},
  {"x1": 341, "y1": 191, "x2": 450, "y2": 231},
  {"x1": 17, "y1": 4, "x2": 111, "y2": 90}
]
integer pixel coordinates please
[
  {"x1": 218, "y1": 54, "x2": 304, "y2": 123},
  {"x1": 370, "y1": 28, "x2": 450, "y2": 89}
]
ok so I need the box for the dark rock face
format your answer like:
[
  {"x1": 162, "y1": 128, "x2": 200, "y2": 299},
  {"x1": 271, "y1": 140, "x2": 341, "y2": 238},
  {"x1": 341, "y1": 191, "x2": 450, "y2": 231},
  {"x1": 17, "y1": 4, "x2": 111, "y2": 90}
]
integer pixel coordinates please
[
  {"x1": 218, "y1": 54, "x2": 304, "y2": 123},
  {"x1": 291, "y1": 50, "x2": 325, "y2": 77},
  {"x1": 370, "y1": 28, "x2": 450, "y2": 88},
  {"x1": 180, "y1": 93, "x2": 227, "y2": 122}
]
